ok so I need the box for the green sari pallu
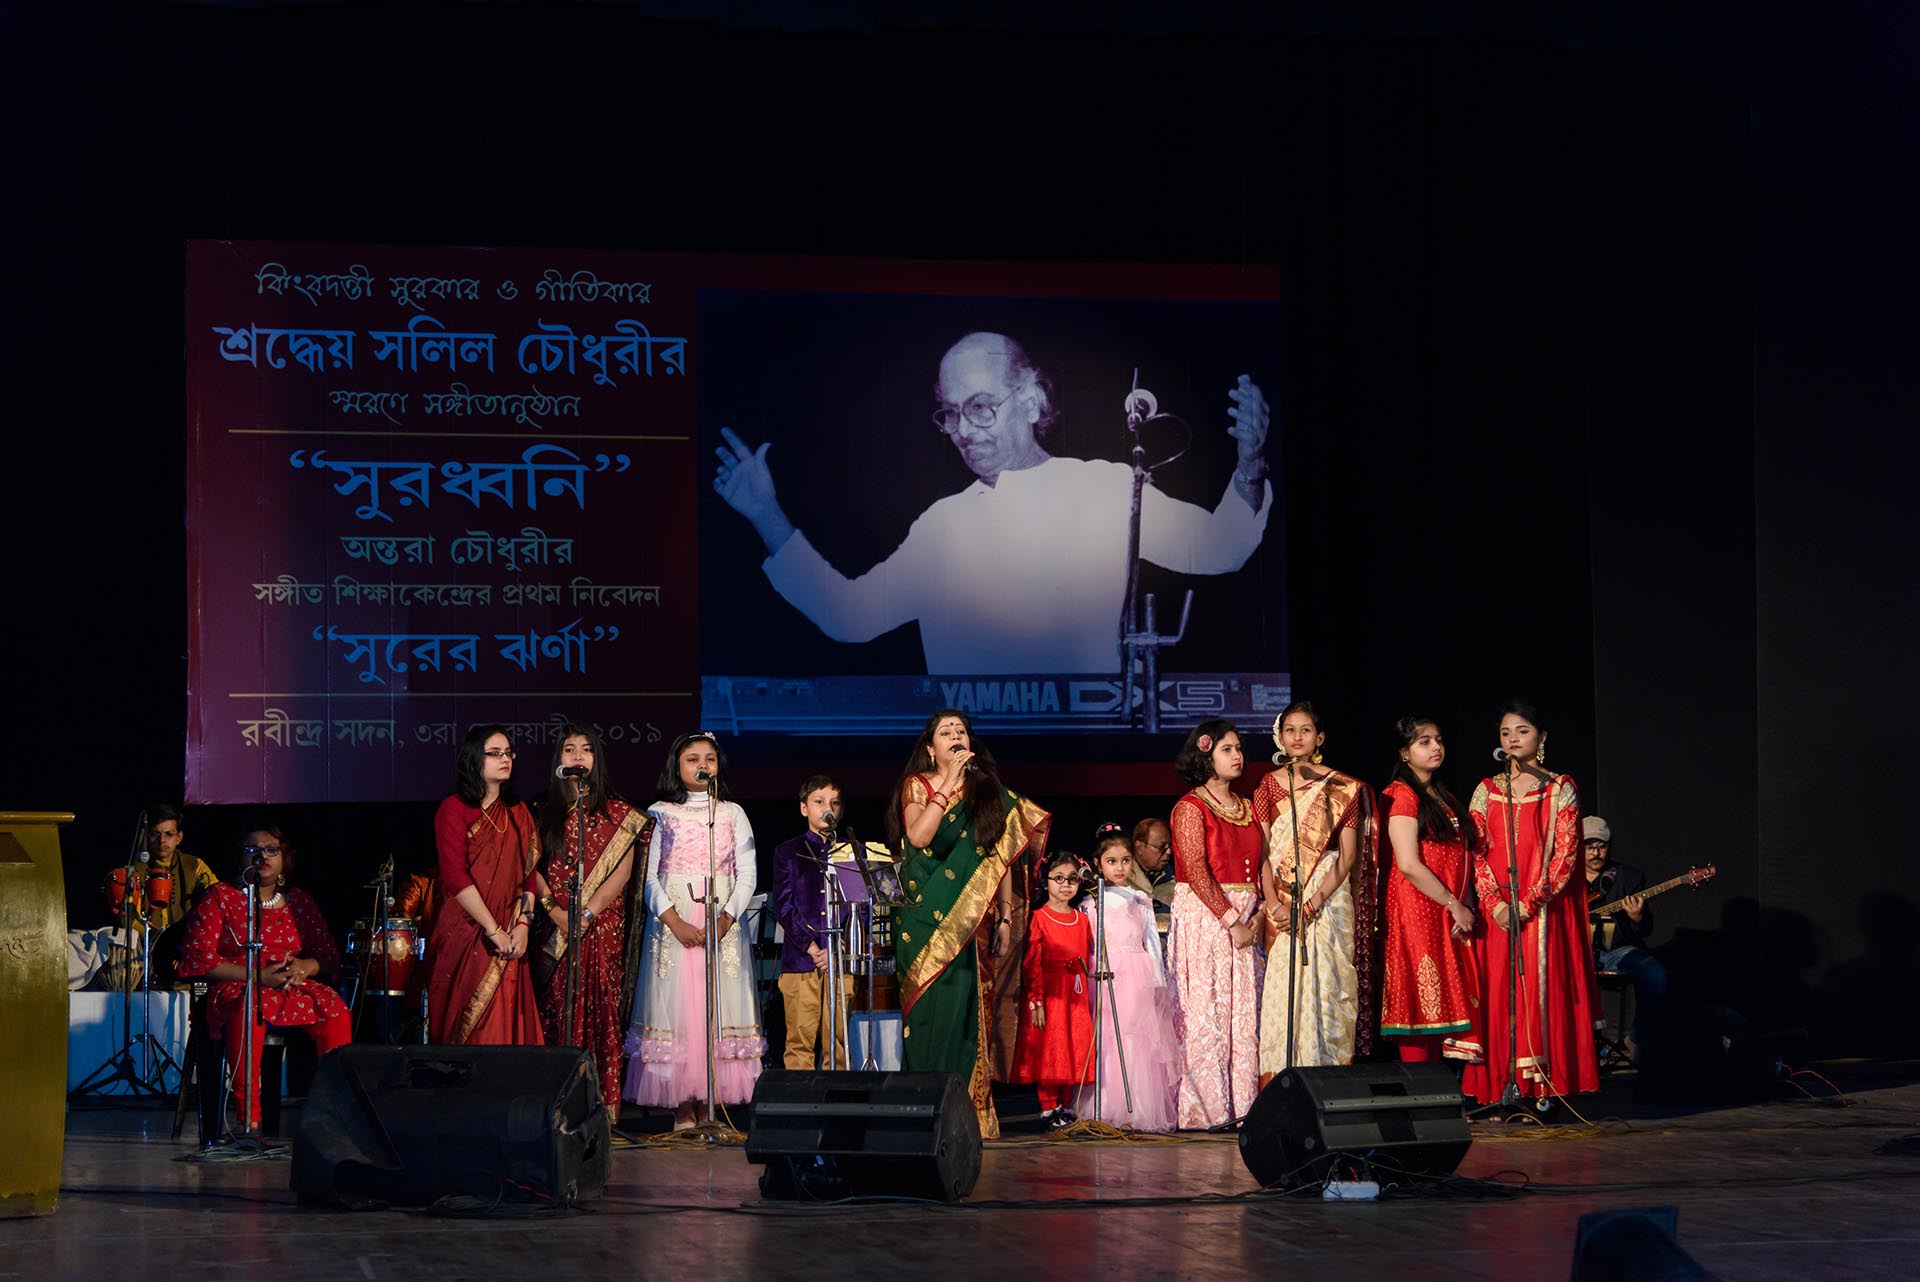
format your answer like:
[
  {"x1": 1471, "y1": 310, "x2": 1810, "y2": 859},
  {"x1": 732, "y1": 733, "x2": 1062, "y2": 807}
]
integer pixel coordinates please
[{"x1": 894, "y1": 784, "x2": 1050, "y2": 1140}]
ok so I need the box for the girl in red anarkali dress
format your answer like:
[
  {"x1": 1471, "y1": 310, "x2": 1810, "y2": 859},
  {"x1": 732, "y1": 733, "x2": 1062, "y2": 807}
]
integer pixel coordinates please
[
  {"x1": 1012, "y1": 851, "x2": 1095, "y2": 1126},
  {"x1": 176, "y1": 825, "x2": 351, "y2": 1129},
  {"x1": 1460, "y1": 703, "x2": 1600, "y2": 1103},
  {"x1": 1378, "y1": 718, "x2": 1483, "y2": 1065}
]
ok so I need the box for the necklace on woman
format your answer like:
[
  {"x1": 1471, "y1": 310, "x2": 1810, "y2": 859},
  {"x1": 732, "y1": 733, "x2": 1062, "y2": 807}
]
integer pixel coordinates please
[
  {"x1": 258, "y1": 891, "x2": 285, "y2": 910},
  {"x1": 1200, "y1": 784, "x2": 1245, "y2": 818},
  {"x1": 478, "y1": 800, "x2": 505, "y2": 833}
]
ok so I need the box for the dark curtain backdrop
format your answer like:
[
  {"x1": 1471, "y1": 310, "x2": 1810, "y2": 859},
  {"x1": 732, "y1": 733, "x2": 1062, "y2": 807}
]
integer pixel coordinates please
[{"x1": 6, "y1": 1, "x2": 1915, "y2": 1052}]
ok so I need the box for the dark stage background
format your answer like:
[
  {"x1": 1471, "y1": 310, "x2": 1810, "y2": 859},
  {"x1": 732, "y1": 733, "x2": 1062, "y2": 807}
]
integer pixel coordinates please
[{"x1": 7, "y1": 2, "x2": 1916, "y2": 1057}]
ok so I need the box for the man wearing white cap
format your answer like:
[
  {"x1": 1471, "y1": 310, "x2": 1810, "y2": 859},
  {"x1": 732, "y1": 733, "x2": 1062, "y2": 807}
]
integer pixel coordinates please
[{"x1": 1584, "y1": 816, "x2": 1668, "y2": 1062}]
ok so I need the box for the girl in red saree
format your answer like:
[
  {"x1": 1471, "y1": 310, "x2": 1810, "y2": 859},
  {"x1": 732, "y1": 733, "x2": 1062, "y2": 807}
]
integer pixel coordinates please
[
  {"x1": 427, "y1": 725, "x2": 543, "y2": 1046},
  {"x1": 535, "y1": 723, "x2": 648, "y2": 1117},
  {"x1": 1461, "y1": 700, "x2": 1600, "y2": 1104},
  {"x1": 1379, "y1": 716, "x2": 1482, "y2": 1065}
]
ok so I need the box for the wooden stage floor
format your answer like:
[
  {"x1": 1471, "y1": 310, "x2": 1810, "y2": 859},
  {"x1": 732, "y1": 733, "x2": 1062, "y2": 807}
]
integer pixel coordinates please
[{"x1": 10, "y1": 1074, "x2": 1919, "y2": 1282}]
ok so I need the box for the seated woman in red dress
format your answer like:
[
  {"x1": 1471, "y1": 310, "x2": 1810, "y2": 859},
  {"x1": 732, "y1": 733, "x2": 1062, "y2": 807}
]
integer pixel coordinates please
[
  {"x1": 176, "y1": 822, "x2": 351, "y2": 1131},
  {"x1": 1378, "y1": 716, "x2": 1482, "y2": 1065},
  {"x1": 427, "y1": 724, "x2": 543, "y2": 1046}
]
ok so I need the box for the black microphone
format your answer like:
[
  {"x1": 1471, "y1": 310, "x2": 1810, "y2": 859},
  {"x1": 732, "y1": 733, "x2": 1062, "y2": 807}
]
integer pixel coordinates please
[
  {"x1": 821, "y1": 809, "x2": 839, "y2": 830},
  {"x1": 951, "y1": 744, "x2": 982, "y2": 774},
  {"x1": 1492, "y1": 747, "x2": 1510, "y2": 762},
  {"x1": 694, "y1": 768, "x2": 713, "y2": 783},
  {"x1": 555, "y1": 764, "x2": 591, "y2": 779}
]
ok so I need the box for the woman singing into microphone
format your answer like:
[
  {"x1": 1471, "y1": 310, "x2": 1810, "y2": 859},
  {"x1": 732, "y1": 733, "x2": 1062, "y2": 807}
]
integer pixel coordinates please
[{"x1": 889, "y1": 709, "x2": 1051, "y2": 1140}]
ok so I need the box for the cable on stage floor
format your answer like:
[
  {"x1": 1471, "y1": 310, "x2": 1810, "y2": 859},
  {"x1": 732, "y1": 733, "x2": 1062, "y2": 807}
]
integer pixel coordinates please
[
  {"x1": 175, "y1": 1139, "x2": 291, "y2": 1164},
  {"x1": 990, "y1": 1119, "x2": 1198, "y2": 1147}
]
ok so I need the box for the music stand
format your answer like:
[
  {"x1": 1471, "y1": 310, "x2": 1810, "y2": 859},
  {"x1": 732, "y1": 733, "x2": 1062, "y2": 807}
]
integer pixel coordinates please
[{"x1": 830, "y1": 840, "x2": 902, "y2": 1069}]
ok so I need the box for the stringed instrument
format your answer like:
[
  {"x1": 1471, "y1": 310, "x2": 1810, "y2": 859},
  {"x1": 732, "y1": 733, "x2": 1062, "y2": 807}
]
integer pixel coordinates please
[{"x1": 1590, "y1": 864, "x2": 1716, "y2": 949}]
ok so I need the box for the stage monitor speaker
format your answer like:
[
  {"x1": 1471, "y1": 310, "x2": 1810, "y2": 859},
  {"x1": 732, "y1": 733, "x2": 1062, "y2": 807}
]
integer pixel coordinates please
[
  {"x1": 745, "y1": 1070, "x2": 981, "y2": 1201},
  {"x1": 1238, "y1": 1062, "x2": 1471, "y2": 1189},
  {"x1": 292, "y1": 1044, "x2": 610, "y2": 1208}
]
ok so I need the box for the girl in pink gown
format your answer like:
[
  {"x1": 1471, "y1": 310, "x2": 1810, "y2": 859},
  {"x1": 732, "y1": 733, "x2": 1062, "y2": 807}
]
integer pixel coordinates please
[{"x1": 1075, "y1": 825, "x2": 1180, "y2": 1132}]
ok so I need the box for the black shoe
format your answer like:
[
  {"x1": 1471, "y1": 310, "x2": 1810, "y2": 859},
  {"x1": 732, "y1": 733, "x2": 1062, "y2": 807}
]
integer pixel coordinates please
[{"x1": 1049, "y1": 1108, "x2": 1077, "y2": 1130}]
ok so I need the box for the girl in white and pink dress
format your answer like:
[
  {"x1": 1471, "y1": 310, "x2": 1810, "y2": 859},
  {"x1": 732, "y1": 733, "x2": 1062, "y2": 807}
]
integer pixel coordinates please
[
  {"x1": 622, "y1": 732, "x2": 765, "y2": 1129},
  {"x1": 1074, "y1": 825, "x2": 1181, "y2": 1132}
]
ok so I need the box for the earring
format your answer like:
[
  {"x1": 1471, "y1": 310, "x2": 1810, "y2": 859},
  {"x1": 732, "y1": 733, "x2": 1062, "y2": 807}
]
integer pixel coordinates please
[
  {"x1": 1537, "y1": 744, "x2": 1547, "y2": 767},
  {"x1": 1310, "y1": 750, "x2": 1324, "y2": 765},
  {"x1": 276, "y1": 872, "x2": 287, "y2": 887}
]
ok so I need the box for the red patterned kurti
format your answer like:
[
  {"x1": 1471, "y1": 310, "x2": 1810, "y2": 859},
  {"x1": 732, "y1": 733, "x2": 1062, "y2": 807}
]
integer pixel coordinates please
[
  {"x1": 1011, "y1": 905, "x2": 1094, "y2": 1087},
  {"x1": 538, "y1": 799, "x2": 643, "y2": 1113},
  {"x1": 177, "y1": 882, "x2": 349, "y2": 1035},
  {"x1": 1461, "y1": 772, "x2": 1600, "y2": 1102},
  {"x1": 1378, "y1": 781, "x2": 1481, "y2": 1053}
]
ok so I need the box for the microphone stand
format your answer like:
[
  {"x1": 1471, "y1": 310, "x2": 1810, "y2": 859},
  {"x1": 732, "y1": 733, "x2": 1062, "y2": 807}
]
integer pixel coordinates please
[
  {"x1": 683, "y1": 773, "x2": 736, "y2": 1141},
  {"x1": 70, "y1": 813, "x2": 177, "y2": 1100},
  {"x1": 1089, "y1": 875, "x2": 1135, "y2": 1124},
  {"x1": 238, "y1": 856, "x2": 266, "y2": 1139},
  {"x1": 1116, "y1": 375, "x2": 1194, "y2": 733},
  {"x1": 561, "y1": 775, "x2": 588, "y2": 1048},
  {"x1": 1498, "y1": 753, "x2": 1526, "y2": 1111},
  {"x1": 819, "y1": 819, "x2": 846, "y2": 1071},
  {"x1": 1282, "y1": 760, "x2": 1306, "y2": 1072}
]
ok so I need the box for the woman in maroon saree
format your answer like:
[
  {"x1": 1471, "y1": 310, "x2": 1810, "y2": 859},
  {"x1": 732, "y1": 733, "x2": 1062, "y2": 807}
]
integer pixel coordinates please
[
  {"x1": 534, "y1": 723, "x2": 649, "y2": 1116},
  {"x1": 427, "y1": 724, "x2": 544, "y2": 1045}
]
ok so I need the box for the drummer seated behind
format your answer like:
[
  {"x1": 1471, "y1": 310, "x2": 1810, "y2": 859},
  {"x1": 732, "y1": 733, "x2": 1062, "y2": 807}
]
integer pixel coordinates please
[
  {"x1": 771, "y1": 775, "x2": 855, "y2": 1071},
  {"x1": 139, "y1": 804, "x2": 221, "y2": 987}
]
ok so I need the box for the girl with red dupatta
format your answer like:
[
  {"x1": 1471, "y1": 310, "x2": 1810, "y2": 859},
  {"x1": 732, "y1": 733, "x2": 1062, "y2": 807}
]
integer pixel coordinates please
[
  {"x1": 534, "y1": 724, "x2": 649, "y2": 1118},
  {"x1": 1011, "y1": 851, "x2": 1095, "y2": 1127},
  {"x1": 427, "y1": 724, "x2": 543, "y2": 1046},
  {"x1": 1168, "y1": 720, "x2": 1265, "y2": 1129},
  {"x1": 1379, "y1": 716, "x2": 1482, "y2": 1065},
  {"x1": 1461, "y1": 700, "x2": 1600, "y2": 1104}
]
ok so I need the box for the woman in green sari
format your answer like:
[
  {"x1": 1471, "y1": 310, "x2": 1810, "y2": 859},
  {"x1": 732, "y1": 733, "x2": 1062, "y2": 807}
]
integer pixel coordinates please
[{"x1": 888, "y1": 709, "x2": 1050, "y2": 1139}]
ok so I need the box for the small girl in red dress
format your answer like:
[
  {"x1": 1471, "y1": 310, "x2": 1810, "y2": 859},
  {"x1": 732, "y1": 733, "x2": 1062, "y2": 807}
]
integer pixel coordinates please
[{"x1": 1012, "y1": 851, "x2": 1095, "y2": 1128}]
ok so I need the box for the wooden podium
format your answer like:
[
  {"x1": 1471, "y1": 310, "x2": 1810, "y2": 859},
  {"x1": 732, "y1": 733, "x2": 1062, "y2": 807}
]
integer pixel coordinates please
[{"x1": 0, "y1": 811, "x2": 73, "y2": 1217}]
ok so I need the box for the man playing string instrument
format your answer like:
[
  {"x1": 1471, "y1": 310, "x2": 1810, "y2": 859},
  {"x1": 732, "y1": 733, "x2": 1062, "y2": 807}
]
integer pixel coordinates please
[{"x1": 1584, "y1": 816, "x2": 1669, "y2": 1064}]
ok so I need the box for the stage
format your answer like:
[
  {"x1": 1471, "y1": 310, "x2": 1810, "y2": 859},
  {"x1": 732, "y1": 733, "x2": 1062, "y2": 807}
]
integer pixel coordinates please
[{"x1": 14, "y1": 1072, "x2": 1919, "y2": 1282}]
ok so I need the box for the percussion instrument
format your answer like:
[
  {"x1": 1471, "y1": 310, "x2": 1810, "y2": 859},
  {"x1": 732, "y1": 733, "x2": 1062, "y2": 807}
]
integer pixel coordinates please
[
  {"x1": 346, "y1": 918, "x2": 425, "y2": 997},
  {"x1": 144, "y1": 866, "x2": 174, "y2": 910},
  {"x1": 104, "y1": 866, "x2": 138, "y2": 915}
]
